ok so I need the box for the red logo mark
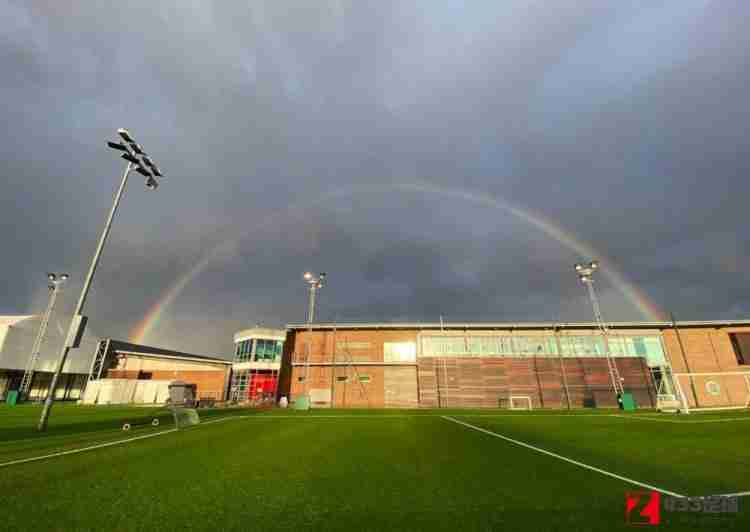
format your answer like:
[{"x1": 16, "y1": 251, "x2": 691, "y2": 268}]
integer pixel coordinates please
[{"x1": 625, "y1": 491, "x2": 661, "y2": 526}]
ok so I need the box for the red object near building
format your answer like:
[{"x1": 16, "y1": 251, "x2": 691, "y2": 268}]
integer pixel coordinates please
[{"x1": 247, "y1": 372, "x2": 278, "y2": 400}]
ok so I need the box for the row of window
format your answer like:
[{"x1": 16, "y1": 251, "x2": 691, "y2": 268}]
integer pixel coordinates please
[
  {"x1": 234, "y1": 338, "x2": 284, "y2": 362},
  {"x1": 419, "y1": 335, "x2": 666, "y2": 366}
]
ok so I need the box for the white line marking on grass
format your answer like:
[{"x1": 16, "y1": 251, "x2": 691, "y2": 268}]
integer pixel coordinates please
[
  {"x1": 244, "y1": 413, "x2": 616, "y2": 419},
  {"x1": 201, "y1": 415, "x2": 248, "y2": 425},
  {"x1": 441, "y1": 415, "x2": 685, "y2": 498},
  {"x1": 612, "y1": 414, "x2": 750, "y2": 424},
  {"x1": 0, "y1": 415, "x2": 247, "y2": 469},
  {"x1": 0, "y1": 428, "x2": 178, "y2": 469},
  {"x1": 708, "y1": 491, "x2": 750, "y2": 498}
]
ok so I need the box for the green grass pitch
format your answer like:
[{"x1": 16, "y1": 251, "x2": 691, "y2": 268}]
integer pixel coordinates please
[{"x1": 1, "y1": 404, "x2": 748, "y2": 531}]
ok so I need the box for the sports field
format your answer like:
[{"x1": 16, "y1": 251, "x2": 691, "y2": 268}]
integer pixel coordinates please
[{"x1": 1, "y1": 405, "x2": 748, "y2": 531}]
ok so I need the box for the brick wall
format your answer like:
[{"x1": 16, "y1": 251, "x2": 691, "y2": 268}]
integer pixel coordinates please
[
  {"x1": 661, "y1": 325, "x2": 750, "y2": 408},
  {"x1": 106, "y1": 353, "x2": 230, "y2": 401},
  {"x1": 417, "y1": 356, "x2": 654, "y2": 409},
  {"x1": 279, "y1": 328, "x2": 657, "y2": 409}
]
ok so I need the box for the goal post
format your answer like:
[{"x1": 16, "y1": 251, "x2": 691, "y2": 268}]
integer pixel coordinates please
[
  {"x1": 654, "y1": 366, "x2": 685, "y2": 413},
  {"x1": 672, "y1": 372, "x2": 750, "y2": 413},
  {"x1": 509, "y1": 395, "x2": 533, "y2": 410}
]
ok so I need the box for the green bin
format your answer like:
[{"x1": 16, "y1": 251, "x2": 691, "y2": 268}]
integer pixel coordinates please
[
  {"x1": 5, "y1": 390, "x2": 19, "y2": 406},
  {"x1": 619, "y1": 392, "x2": 636, "y2": 411},
  {"x1": 293, "y1": 396, "x2": 311, "y2": 410}
]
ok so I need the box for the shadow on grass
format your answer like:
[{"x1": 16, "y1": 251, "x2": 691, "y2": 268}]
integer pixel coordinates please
[{"x1": 0, "y1": 405, "x2": 265, "y2": 443}]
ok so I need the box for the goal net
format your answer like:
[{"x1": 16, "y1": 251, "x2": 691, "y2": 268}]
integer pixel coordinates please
[
  {"x1": 509, "y1": 395, "x2": 533, "y2": 410},
  {"x1": 171, "y1": 407, "x2": 201, "y2": 428},
  {"x1": 663, "y1": 371, "x2": 750, "y2": 413}
]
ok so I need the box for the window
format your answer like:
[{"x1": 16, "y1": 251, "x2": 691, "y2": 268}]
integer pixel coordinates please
[
  {"x1": 467, "y1": 337, "x2": 482, "y2": 356},
  {"x1": 255, "y1": 339, "x2": 267, "y2": 360},
  {"x1": 358, "y1": 375, "x2": 371, "y2": 383},
  {"x1": 480, "y1": 336, "x2": 498, "y2": 355},
  {"x1": 384, "y1": 342, "x2": 416, "y2": 362},
  {"x1": 297, "y1": 376, "x2": 306, "y2": 383},
  {"x1": 730, "y1": 333, "x2": 750, "y2": 365},
  {"x1": 230, "y1": 370, "x2": 250, "y2": 399},
  {"x1": 641, "y1": 337, "x2": 666, "y2": 367},
  {"x1": 137, "y1": 371, "x2": 152, "y2": 380},
  {"x1": 512, "y1": 337, "x2": 557, "y2": 356},
  {"x1": 422, "y1": 336, "x2": 556, "y2": 357},
  {"x1": 559, "y1": 336, "x2": 605, "y2": 357},
  {"x1": 336, "y1": 376, "x2": 349, "y2": 382},
  {"x1": 234, "y1": 339, "x2": 253, "y2": 362},
  {"x1": 606, "y1": 336, "x2": 666, "y2": 366},
  {"x1": 253, "y1": 339, "x2": 283, "y2": 362}
]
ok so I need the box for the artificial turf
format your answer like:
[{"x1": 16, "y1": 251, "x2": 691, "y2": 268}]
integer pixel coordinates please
[{"x1": 0, "y1": 405, "x2": 748, "y2": 531}]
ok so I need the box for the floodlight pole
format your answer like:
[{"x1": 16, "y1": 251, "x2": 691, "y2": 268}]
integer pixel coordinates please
[
  {"x1": 307, "y1": 284, "x2": 317, "y2": 325},
  {"x1": 302, "y1": 273, "x2": 325, "y2": 399},
  {"x1": 38, "y1": 129, "x2": 163, "y2": 431},
  {"x1": 38, "y1": 162, "x2": 134, "y2": 431},
  {"x1": 305, "y1": 285, "x2": 314, "y2": 396},
  {"x1": 574, "y1": 261, "x2": 623, "y2": 397},
  {"x1": 19, "y1": 275, "x2": 68, "y2": 400}
]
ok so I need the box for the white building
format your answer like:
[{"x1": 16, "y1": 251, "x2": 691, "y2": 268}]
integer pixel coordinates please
[
  {"x1": 0, "y1": 315, "x2": 99, "y2": 401},
  {"x1": 229, "y1": 327, "x2": 285, "y2": 402}
]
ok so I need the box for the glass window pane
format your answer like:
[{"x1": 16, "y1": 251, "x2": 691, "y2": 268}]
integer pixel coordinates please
[
  {"x1": 643, "y1": 337, "x2": 666, "y2": 367},
  {"x1": 384, "y1": 342, "x2": 416, "y2": 362},
  {"x1": 632, "y1": 338, "x2": 647, "y2": 357},
  {"x1": 497, "y1": 337, "x2": 512, "y2": 354},
  {"x1": 608, "y1": 338, "x2": 625, "y2": 356},
  {"x1": 480, "y1": 337, "x2": 498, "y2": 355},
  {"x1": 512, "y1": 337, "x2": 527, "y2": 355},
  {"x1": 467, "y1": 337, "x2": 482, "y2": 356}
]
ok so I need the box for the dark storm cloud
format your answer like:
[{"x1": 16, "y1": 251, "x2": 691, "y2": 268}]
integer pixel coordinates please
[{"x1": 2, "y1": 1, "x2": 749, "y2": 356}]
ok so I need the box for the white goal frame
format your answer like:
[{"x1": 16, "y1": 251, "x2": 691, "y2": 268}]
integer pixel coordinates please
[{"x1": 509, "y1": 395, "x2": 533, "y2": 410}]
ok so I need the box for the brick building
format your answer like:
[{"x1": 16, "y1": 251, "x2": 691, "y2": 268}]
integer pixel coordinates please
[
  {"x1": 81, "y1": 340, "x2": 231, "y2": 405},
  {"x1": 278, "y1": 320, "x2": 750, "y2": 410}
]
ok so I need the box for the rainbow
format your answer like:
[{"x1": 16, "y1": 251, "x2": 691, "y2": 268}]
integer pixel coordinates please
[{"x1": 129, "y1": 181, "x2": 665, "y2": 343}]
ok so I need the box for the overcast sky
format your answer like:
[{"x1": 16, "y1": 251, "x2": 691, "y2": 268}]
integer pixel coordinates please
[{"x1": 2, "y1": 1, "x2": 749, "y2": 357}]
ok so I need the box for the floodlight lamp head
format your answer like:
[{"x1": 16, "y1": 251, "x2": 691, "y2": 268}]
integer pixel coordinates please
[
  {"x1": 47, "y1": 273, "x2": 56, "y2": 281},
  {"x1": 579, "y1": 274, "x2": 591, "y2": 283},
  {"x1": 60, "y1": 273, "x2": 69, "y2": 281},
  {"x1": 303, "y1": 272, "x2": 313, "y2": 281},
  {"x1": 107, "y1": 141, "x2": 128, "y2": 152},
  {"x1": 145, "y1": 177, "x2": 159, "y2": 190},
  {"x1": 135, "y1": 166, "x2": 152, "y2": 178},
  {"x1": 574, "y1": 263, "x2": 583, "y2": 272},
  {"x1": 117, "y1": 128, "x2": 134, "y2": 143},
  {"x1": 589, "y1": 260, "x2": 599, "y2": 270},
  {"x1": 121, "y1": 153, "x2": 140, "y2": 165},
  {"x1": 319, "y1": 272, "x2": 327, "y2": 280}
]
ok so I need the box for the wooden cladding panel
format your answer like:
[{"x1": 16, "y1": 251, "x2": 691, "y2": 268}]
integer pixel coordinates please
[
  {"x1": 384, "y1": 367, "x2": 419, "y2": 407},
  {"x1": 417, "y1": 356, "x2": 655, "y2": 409}
]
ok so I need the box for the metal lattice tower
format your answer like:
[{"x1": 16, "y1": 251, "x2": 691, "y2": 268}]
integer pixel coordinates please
[
  {"x1": 20, "y1": 274, "x2": 68, "y2": 399},
  {"x1": 86, "y1": 339, "x2": 112, "y2": 384},
  {"x1": 575, "y1": 261, "x2": 624, "y2": 396}
]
